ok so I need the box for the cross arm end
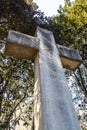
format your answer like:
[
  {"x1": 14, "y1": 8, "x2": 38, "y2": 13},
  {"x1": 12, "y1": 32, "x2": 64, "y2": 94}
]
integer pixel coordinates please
[
  {"x1": 5, "y1": 30, "x2": 39, "y2": 60},
  {"x1": 57, "y1": 45, "x2": 82, "y2": 70}
]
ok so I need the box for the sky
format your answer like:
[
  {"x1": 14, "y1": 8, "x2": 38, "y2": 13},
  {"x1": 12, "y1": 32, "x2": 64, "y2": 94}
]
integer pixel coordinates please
[{"x1": 33, "y1": 0, "x2": 65, "y2": 16}]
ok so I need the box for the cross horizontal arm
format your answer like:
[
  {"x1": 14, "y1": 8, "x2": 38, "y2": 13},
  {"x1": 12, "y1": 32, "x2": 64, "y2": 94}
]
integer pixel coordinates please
[
  {"x1": 5, "y1": 30, "x2": 39, "y2": 60},
  {"x1": 5, "y1": 29, "x2": 82, "y2": 70},
  {"x1": 57, "y1": 45, "x2": 82, "y2": 70}
]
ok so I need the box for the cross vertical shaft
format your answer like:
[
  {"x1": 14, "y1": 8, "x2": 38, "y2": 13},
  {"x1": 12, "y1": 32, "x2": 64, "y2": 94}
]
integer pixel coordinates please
[{"x1": 34, "y1": 27, "x2": 80, "y2": 130}]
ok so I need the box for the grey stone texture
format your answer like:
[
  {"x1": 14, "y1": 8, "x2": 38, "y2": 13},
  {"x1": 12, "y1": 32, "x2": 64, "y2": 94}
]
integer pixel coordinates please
[{"x1": 5, "y1": 27, "x2": 81, "y2": 130}]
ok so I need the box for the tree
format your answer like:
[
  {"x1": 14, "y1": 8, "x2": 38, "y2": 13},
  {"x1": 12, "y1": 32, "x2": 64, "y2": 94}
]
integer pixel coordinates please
[
  {"x1": 52, "y1": 0, "x2": 87, "y2": 129},
  {"x1": 0, "y1": 53, "x2": 34, "y2": 129},
  {"x1": 52, "y1": 0, "x2": 87, "y2": 97},
  {"x1": 0, "y1": 0, "x2": 47, "y2": 39},
  {"x1": 0, "y1": 0, "x2": 47, "y2": 129},
  {"x1": 0, "y1": 0, "x2": 87, "y2": 129}
]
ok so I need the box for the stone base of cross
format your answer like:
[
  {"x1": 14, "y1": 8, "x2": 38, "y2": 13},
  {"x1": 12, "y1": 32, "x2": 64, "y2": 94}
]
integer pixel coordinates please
[{"x1": 5, "y1": 27, "x2": 81, "y2": 130}]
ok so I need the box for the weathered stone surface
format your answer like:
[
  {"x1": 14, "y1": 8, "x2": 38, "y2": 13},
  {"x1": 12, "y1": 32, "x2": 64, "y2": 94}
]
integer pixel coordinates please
[
  {"x1": 35, "y1": 27, "x2": 81, "y2": 130},
  {"x1": 57, "y1": 45, "x2": 82, "y2": 70},
  {"x1": 5, "y1": 30, "x2": 82, "y2": 69},
  {"x1": 5, "y1": 30, "x2": 39, "y2": 60},
  {"x1": 4, "y1": 27, "x2": 81, "y2": 130},
  {"x1": 34, "y1": 54, "x2": 43, "y2": 130}
]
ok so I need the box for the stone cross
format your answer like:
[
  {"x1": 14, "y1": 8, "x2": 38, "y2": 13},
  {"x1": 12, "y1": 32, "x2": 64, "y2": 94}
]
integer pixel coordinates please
[{"x1": 5, "y1": 27, "x2": 82, "y2": 130}]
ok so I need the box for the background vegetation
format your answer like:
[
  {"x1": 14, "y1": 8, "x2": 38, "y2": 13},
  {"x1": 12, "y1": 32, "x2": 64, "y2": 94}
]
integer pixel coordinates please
[{"x1": 0, "y1": 0, "x2": 87, "y2": 129}]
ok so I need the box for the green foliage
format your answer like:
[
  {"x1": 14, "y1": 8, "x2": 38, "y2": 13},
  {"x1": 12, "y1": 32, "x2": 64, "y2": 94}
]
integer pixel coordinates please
[
  {"x1": 0, "y1": 0, "x2": 87, "y2": 129},
  {"x1": 0, "y1": 0, "x2": 39, "y2": 129},
  {"x1": 0, "y1": 0, "x2": 49, "y2": 128},
  {"x1": 0, "y1": 0, "x2": 47, "y2": 40},
  {"x1": 52, "y1": 0, "x2": 87, "y2": 94},
  {"x1": 53, "y1": 0, "x2": 87, "y2": 58},
  {"x1": 0, "y1": 51, "x2": 34, "y2": 128},
  {"x1": 51, "y1": 0, "x2": 87, "y2": 129}
]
